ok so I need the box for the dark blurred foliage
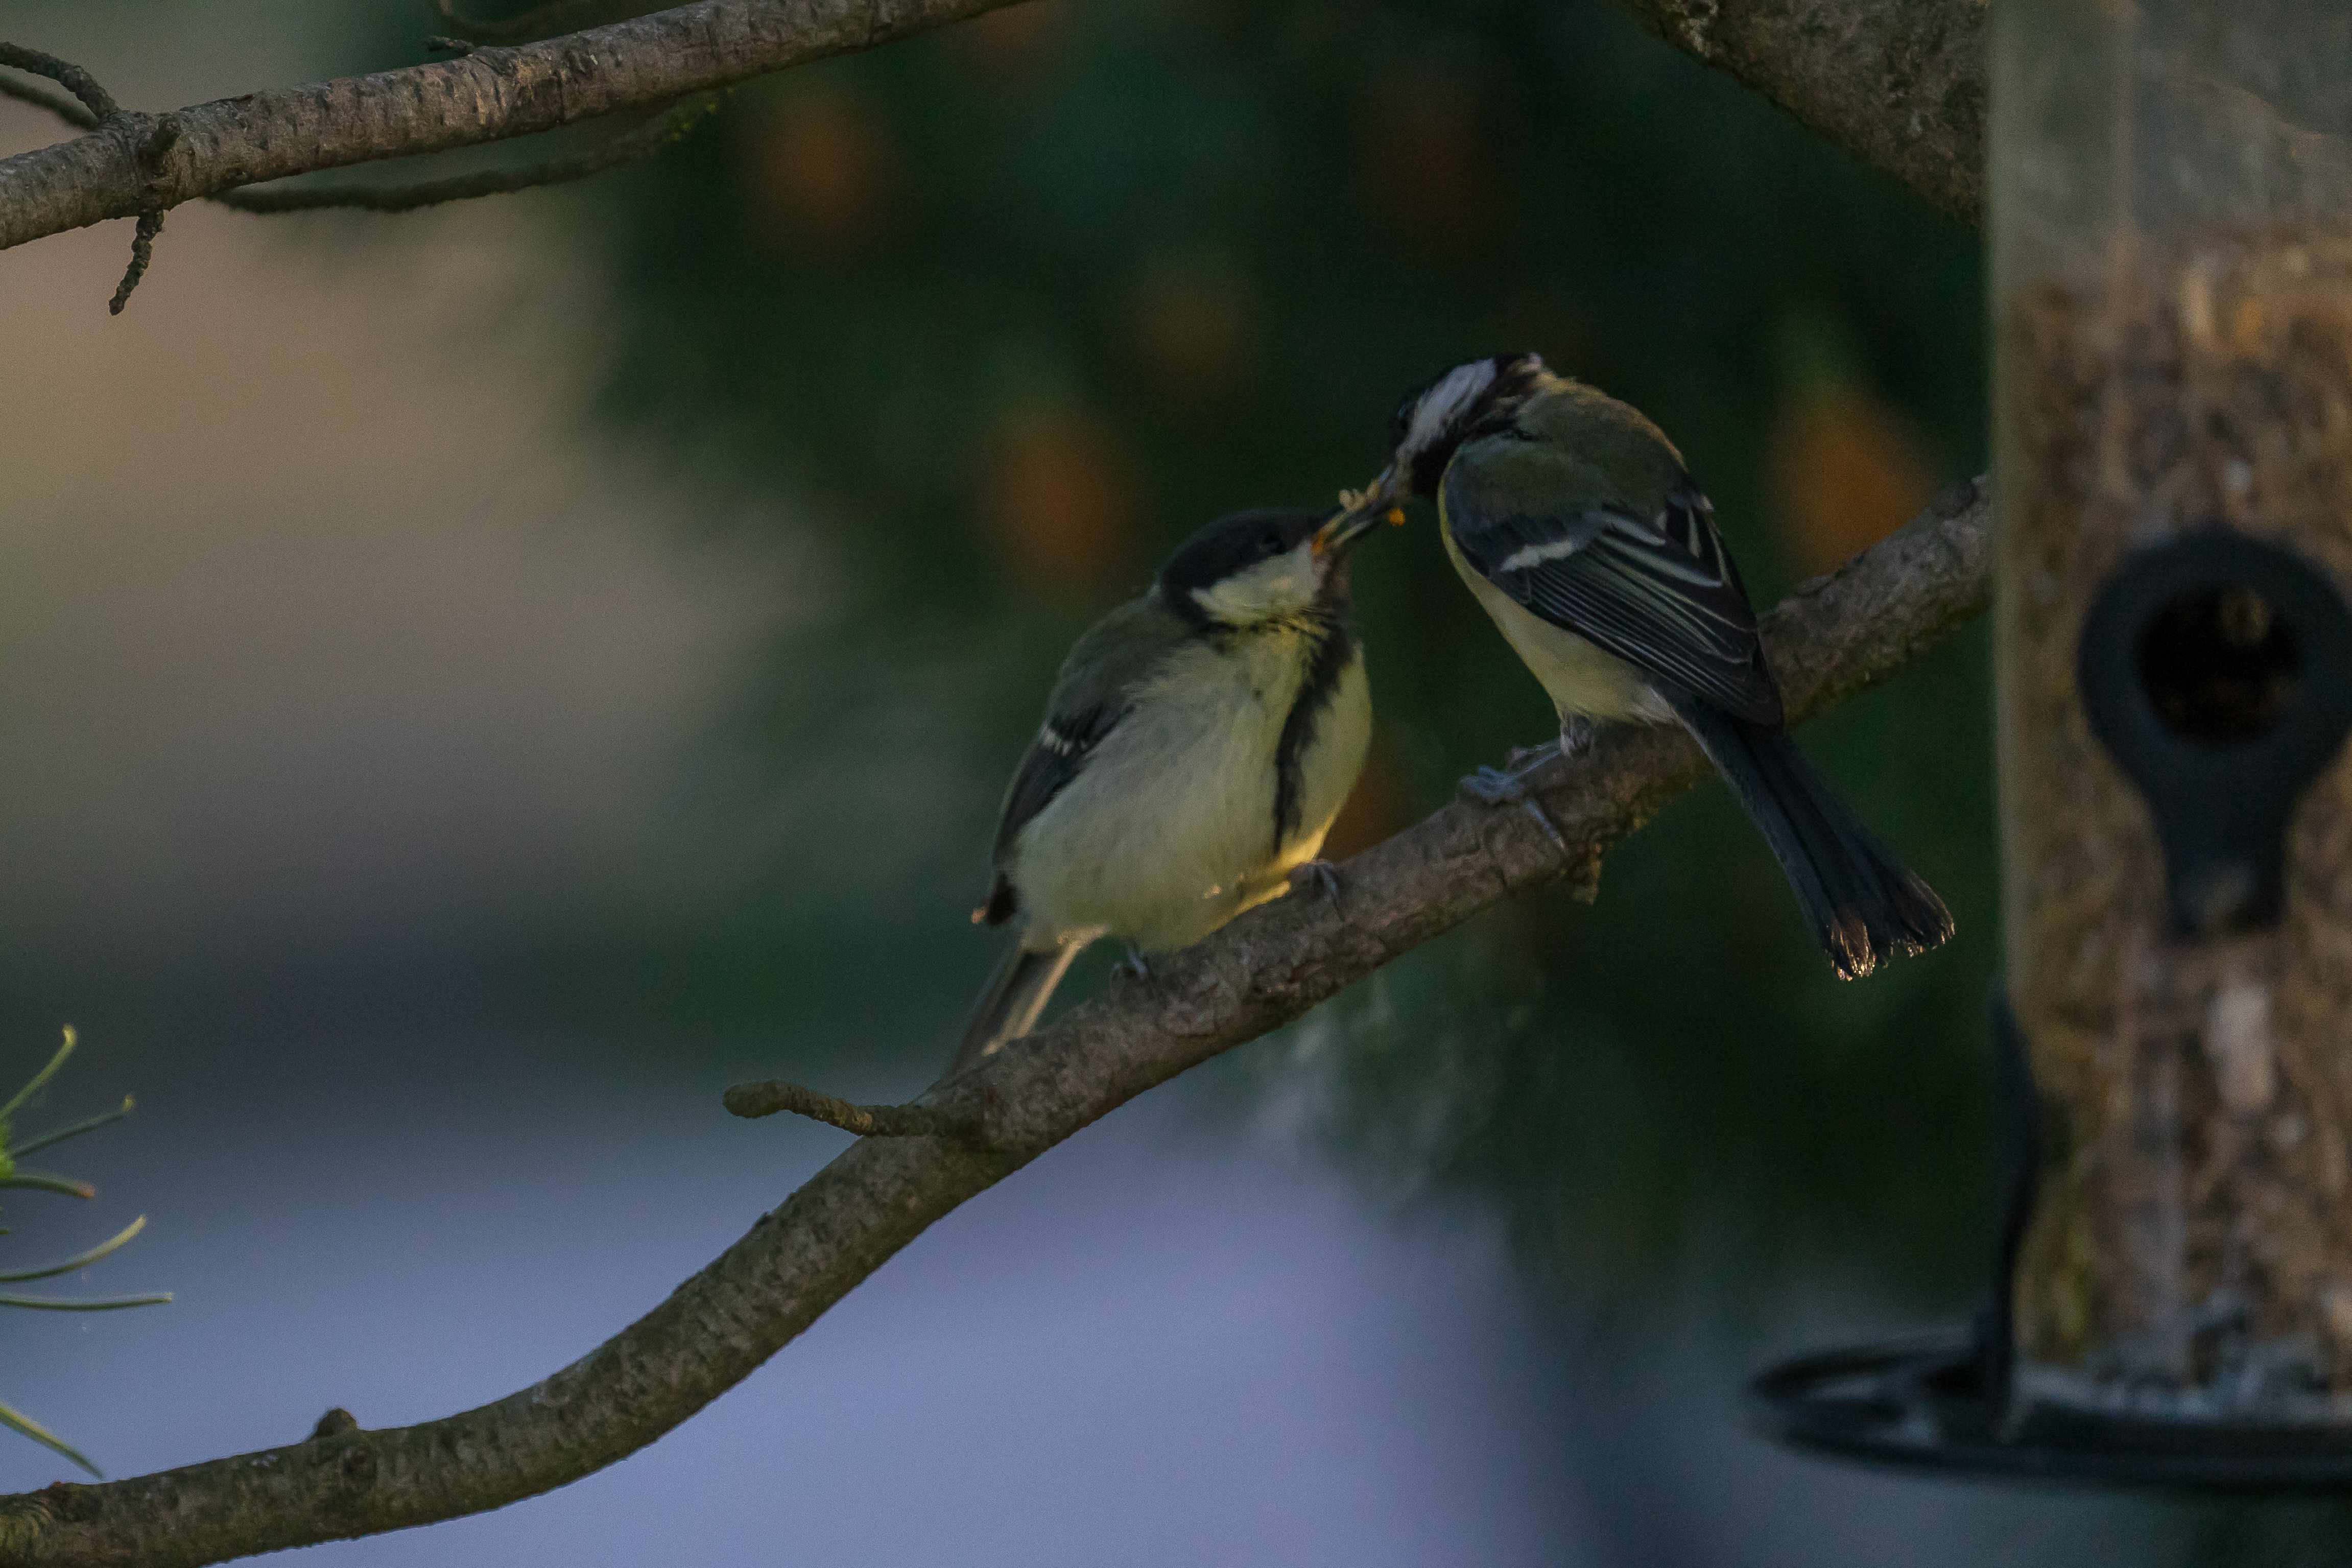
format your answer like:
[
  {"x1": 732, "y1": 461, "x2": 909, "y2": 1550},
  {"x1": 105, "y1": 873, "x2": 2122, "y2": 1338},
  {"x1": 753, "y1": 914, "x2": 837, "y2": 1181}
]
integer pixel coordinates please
[{"x1": 559, "y1": 0, "x2": 2005, "y2": 1317}]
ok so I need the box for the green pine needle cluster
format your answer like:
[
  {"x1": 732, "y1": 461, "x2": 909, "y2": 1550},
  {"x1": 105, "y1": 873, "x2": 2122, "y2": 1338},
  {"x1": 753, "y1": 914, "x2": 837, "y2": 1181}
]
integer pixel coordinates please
[{"x1": 0, "y1": 1029, "x2": 170, "y2": 1478}]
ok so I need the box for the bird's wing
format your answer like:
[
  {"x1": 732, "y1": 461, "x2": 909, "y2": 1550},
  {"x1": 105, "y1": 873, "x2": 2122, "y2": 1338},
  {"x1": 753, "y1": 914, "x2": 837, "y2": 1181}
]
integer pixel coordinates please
[
  {"x1": 1442, "y1": 443, "x2": 1782, "y2": 724},
  {"x1": 987, "y1": 598, "x2": 1189, "y2": 872},
  {"x1": 990, "y1": 700, "x2": 1127, "y2": 867}
]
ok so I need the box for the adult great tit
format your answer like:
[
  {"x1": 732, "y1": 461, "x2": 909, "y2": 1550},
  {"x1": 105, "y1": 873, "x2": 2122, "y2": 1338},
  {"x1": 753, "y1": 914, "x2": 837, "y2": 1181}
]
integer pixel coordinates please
[
  {"x1": 949, "y1": 506, "x2": 1382, "y2": 1076},
  {"x1": 1337, "y1": 353, "x2": 1951, "y2": 980}
]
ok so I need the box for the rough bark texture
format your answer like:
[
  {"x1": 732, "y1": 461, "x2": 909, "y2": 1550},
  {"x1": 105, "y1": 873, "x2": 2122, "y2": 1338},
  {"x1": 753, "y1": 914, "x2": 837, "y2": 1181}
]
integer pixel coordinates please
[
  {"x1": 0, "y1": 0, "x2": 1993, "y2": 259},
  {"x1": 1611, "y1": 0, "x2": 1987, "y2": 228},
  {"x1": 0, "y1": 0, "x2": 1027, "y2": 252},
  {"x1": 0, "y1": 478, "x2": 1990, "y2": 1568}
]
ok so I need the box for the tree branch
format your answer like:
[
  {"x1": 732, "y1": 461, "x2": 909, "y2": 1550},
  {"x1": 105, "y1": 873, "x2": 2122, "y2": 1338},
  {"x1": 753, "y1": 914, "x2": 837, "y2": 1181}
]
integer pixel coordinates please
[
  {"x1": 0, "y1": 0, "x2": 1029, "y2": 256},
  {"x1": 0, "y1": 476, "x2": 1989, "y2": 1568},
  {"x1": 213, "y1": 96, "x2": 719, "y2": 216},
  {"x1": 0, "y1": 49, "x2": 182, "y2": 312},
  {"x1": 1610, "y1": 0, "x2": 1987, "y2": 228},
  {"x1": 1, "y1": 54, "x2": 723, "y2": 223},
  {"x1": 0, "y1": 0, "x2": 2009, "y2": 267},
  {"x1": 722, "y1": 1078, "x2": 990, "y2": 1140}
]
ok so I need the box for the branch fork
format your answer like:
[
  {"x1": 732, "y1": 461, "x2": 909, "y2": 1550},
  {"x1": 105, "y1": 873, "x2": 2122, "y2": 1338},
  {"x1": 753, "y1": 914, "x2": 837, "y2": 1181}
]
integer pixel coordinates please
[
  {"x1": 723, "y1": 1079, "x2": 995, "y2": 1145},
  {"x1": 0, "y1": 36, "x2": 722, "y2": 311},
  {"x1": 0, "y1": 45, "x2": 171, "y2": 312}
]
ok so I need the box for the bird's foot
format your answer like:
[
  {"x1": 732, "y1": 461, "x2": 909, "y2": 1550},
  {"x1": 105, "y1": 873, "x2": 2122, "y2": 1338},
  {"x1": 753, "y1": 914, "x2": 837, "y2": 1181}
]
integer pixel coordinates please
[
  {"x1": 1458, "y1": 757, "x2": 1569, "y2": 851},
  {"x1": 1502, "y1": 738, "x2": 1562, "y2": 772},
  {"x1": 1122, "y1": 943, "x2": 1153, "y2": 982},
  {"x1": 1289, "y1": 859, "x2": 1343, "y2": 909},
  {"x1": 1459, "y1": 763, "x2": 1530, "y2": 806}
]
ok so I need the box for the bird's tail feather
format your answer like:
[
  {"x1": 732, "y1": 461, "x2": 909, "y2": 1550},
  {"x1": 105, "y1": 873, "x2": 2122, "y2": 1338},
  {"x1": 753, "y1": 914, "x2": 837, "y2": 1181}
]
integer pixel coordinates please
[
  {"x1": 1674, "y1": 703, "x2": 1954, "y2": 980},
  {"x1": 945, "y1": 937, "x2": 1084, "y2": 1079}
]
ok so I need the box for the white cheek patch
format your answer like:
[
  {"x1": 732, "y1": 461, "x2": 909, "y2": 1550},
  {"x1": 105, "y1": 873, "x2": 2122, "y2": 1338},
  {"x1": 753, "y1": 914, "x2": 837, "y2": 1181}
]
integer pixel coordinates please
[
  {"x1": 1406, "y1": 361, "x2": 1499, "y2": 457},
  {"x1": 1192, "y1": 541, "x2": 1320, "y2": 623}
]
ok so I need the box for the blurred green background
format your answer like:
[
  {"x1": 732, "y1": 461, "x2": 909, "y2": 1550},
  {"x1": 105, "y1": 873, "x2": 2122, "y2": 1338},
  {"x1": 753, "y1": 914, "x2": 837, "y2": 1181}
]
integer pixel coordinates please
[
  {"x1": 4, "y1": 0, "x2": 2347, "y2": 1561},
  {"x1": 580, "y1": 0, "x2": 2002, "y2": 1307}
]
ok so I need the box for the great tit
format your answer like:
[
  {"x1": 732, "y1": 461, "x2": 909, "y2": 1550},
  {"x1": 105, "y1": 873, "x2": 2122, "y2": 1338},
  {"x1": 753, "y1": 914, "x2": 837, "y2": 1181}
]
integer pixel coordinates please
[
  {"x1": 950, "y1": 506, "x2": 1381, "y2": 1076},
  {"x1": 1337, "y1": 353, "x2": 1952, "y2": 980}
]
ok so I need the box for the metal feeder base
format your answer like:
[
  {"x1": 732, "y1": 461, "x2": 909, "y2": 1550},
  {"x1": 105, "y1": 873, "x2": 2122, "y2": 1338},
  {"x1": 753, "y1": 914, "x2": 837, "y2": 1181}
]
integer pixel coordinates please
[{"x1": 1751, "y1": 1330, "x2": 2352, "y2": 1492}]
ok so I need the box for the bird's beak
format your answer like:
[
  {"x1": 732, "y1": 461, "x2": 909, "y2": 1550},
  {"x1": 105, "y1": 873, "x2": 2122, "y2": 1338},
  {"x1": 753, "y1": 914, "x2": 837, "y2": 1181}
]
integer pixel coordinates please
[{"x1": 1312, "y1": 465, "x2": 1407, "y2": 558}]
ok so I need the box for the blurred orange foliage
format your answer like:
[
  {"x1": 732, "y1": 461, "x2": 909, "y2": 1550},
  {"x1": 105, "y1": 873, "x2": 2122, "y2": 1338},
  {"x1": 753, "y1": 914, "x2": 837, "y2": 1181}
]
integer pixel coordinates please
[
  {"x1": 1766, "y1": 383, "x2": 1935, "y2": 576},
  {"x1": 741, "y1": 87, "x2": 900, "y2": 250},
  {"x1": 1124, "y1": 251, "x2": 1261, "y2": 402},
  {"x1": 980, "y1": 408, "x2": 1141, "y2": 594},
  {"x1": 948, "y1": 0, "x2": 1070, "y2": 84},
  {"x1": 1352, "y1": 60, "x2": 1508, "y2": 264}
]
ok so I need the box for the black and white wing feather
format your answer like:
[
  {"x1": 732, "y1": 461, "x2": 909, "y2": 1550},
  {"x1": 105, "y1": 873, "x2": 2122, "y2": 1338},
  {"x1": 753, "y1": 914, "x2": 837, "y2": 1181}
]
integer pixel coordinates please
[
  {"x1": 975, "y1": 702, "x2": 1124, "y2": 926},
  {"x1": 992, "y1": 702, "x2": 1124, "y2": 862},
  {"x1": 977, "y1": 596, "x2": 1193, "y2": 927},
  {"x1": 1442, "y1": 456, "x2": 1782, "y2": 725}
]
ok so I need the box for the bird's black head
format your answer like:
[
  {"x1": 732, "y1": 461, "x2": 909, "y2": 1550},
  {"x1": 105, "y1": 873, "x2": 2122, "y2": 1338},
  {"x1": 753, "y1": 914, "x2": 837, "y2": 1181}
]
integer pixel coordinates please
[
  {"x1": 1386, "y1": 352, "x2": 1548, "y2": 497},
  {"x1": 1157, "y1": 508, "x2": 1339, "y2": 628}
]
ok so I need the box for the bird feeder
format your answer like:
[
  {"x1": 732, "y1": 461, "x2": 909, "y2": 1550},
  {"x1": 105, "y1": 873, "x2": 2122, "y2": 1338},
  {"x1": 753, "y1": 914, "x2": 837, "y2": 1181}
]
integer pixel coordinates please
[{"x1": 1755, "y1": 0, "x2": 2352, "y2": 1485}]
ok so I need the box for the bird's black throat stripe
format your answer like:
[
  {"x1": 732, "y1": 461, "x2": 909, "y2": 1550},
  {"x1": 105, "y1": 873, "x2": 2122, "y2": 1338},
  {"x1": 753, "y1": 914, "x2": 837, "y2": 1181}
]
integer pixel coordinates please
[{"x1": 1272, "y1": 608, "x2": 1356, "y2": 852}]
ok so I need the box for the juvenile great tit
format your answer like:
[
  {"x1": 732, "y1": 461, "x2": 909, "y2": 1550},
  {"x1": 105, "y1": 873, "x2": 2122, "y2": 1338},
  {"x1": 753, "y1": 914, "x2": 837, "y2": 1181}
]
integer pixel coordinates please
[
  {"x1": 949, "y1": 506, "x2": 1381, "y2": 1076},
  {"x1": 1338, "y1": 353, "x2": 1952, "y2": 980}
]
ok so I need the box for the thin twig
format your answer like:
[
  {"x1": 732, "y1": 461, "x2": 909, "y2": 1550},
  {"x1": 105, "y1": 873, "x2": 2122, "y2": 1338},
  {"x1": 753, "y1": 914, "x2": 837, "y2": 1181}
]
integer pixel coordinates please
[
  {"x1": 432, "y1": 0, "x2": 613, "y2": 44},
  {"x1": 722, "y1": 1080, "x2": 985, "y2": 1141},
  {"x1": 107, "y1": 206, "x2": 160, "y2": 314},
  {"x1": 213, "y1": 95, "x2": 717, "y2": 216},
  {"x1": 9, "y1": 1097, "x2": 134, "y2": 1162},
  {"x1": 104, "y1": 114, "x2": 181, "y2": 313},
  {"x1": 8, "y1": 34, "x2": 708, "y2": 306},
  {"x1": 0, "y1": 59, "x2": 716, "y2": 227},
  {"x1": 0, "y1": 72, "x2": 96, "y2": 130},
  {"x1": 0, "y1": 0, "x2": 1037, "y2": 258},
  {"x1": 0, "y1": 47, "x2": 177, "y2": 313},
  {"x1": 0, "y1": 44, "x2": 118, "y2": 122}
]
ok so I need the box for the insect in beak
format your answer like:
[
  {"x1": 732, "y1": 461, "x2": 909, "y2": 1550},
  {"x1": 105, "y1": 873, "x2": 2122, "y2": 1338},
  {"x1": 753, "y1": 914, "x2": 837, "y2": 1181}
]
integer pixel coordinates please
[{"x1": 1317, "y1": 466, "x2": 1405, "y2": 556}]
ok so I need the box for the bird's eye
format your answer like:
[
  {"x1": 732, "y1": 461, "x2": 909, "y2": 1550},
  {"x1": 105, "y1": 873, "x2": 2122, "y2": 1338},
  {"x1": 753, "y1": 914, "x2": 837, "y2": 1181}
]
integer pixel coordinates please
[{"x1": 1258, "y1": 530, "x2": 1286, "y2": 557}]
